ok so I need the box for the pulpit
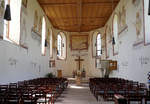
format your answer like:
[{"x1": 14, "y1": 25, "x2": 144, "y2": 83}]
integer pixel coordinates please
[{"x1": 96, "y1": 59, "x2": 117, "y2": 78}]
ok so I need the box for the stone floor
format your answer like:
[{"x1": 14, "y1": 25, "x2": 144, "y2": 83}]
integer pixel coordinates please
[{"x1": 55, "y1": 84, "x2": 114, "y2": 104}]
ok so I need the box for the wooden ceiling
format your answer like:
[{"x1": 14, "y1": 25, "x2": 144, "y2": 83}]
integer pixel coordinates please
[{"x1": 38, "y1": 0, "x2": 120, "y2": 32}]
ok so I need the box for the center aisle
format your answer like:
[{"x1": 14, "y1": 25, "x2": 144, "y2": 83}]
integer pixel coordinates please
[{"x1": 55, "y1": 84, "x2": 111, "y2": 104}]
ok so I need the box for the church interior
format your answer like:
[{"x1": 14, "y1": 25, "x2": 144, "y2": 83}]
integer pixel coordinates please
[{"x1": 0, "y1": 0, "x2": 150, "y2": 104}]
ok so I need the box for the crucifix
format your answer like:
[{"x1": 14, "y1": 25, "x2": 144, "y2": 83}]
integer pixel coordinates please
[{"x1": 75, "y1": 56, "x2": 84, "y2": 71}]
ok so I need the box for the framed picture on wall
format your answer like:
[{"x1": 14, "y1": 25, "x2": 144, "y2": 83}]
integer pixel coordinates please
[{"x1": 70, "y1": 34, "x2": 88, "y2": 50}]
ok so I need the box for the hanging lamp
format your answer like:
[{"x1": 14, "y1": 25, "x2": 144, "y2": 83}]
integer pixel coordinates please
[
  {"x1": 148, "y1": 0, "x2": 150, "y2": 15},
  {"x1": 4, "y1": 4, "x2": 11, "y2": 21}
]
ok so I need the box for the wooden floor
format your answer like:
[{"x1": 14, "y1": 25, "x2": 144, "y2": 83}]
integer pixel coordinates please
[{"x1": 55, "y1": 83, "x2": 114, "y2": 104}]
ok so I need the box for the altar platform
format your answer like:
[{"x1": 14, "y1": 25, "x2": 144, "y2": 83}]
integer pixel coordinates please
[{"x1": 67, "y1": 77, "x2": 89, "y2": 84}]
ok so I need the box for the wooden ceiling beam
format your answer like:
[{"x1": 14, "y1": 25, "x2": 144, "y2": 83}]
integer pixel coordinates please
[
  {"x1": 77, "y1": 0, "x2": 82, "y2": 32},
  {"x1": 83, "y1": 1, "x2": 119, "y2": 5},
  {"x1": 40, "y1": 2, "x2": 76, "y2": 6},
  {"x1": 56, "y1": 24, "x2": 103, "y2": 27},
  {"x1": 39, "y1": 1, "x2": 119, "y2": 5},
  {"x1": 50, "y1": 16, "x2": 109, "y2": 19}
]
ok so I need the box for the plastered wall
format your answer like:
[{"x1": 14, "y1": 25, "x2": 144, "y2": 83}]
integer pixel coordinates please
[{"x1": 0, "y1": 0, "x2": 53, "y2": 84}]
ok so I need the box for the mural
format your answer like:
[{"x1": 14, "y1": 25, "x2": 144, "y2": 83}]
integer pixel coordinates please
[
  {"x1": 0, "y1": 0, "x2": 4, "y2": 37},
  {"x1": 20, "y1": 12, "x2": 28, "y2": 47},
  {"x1": 0, "y1": 0, "x2": 5, "y2": 18},
  {"x1": 132, "y1": 0, "x2": 141, "y2": 7},
  {"x1": 107, "y1": 26, "x2": 112, "y2": 43},
  {"x1": 133, "y1": 11, "x2": 143, "y2": 46},
  {"x1": 8, "y1": 58, "x2": 18, "y2": 67},
  {"x1": 70, "y1": 35, "x2": 88, "y2": 50},
  {"x1": 121, "y1": 6, "x2": 126, "y2": 27},
  {"x1": 118, "y1": 5, "x2": 128, "y2": 34},
  {"x1": 47, "y1": 28, "x2": 50, "y2": 44},
  {"x1": 139, "y1": 56, "x2": 150, "y2": 67},
  {"x1": 38, "y1": 17, "x2": 42, "y2": 35},
  {"x1": 22, "y1": 0, "x2": 28, "y2": 8},
  {"x1": 106, "y1": 26, "x2": 112, "y2": 58},
  {"x1": 33, "y1": 10, "x2": 38, "y2": 31},
  {"x1": 135, "y1": 12, "x2": 142, "y2": 38}
]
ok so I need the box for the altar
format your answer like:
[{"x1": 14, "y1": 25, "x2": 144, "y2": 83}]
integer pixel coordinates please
[{"x1": 74, "y1": 55, "x2": 86, "y2": 85}]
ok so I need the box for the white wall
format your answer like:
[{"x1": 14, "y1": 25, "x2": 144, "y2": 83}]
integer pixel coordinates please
[
  {"x1": 104, "y1": 0, "x2": 150, "y2": 84},
  {"x1": 51, "y1": 28, "x2": 106, "y2": 78},
  {"x1": 0, "y1": 0, "x2": 53, "y2": 84}
]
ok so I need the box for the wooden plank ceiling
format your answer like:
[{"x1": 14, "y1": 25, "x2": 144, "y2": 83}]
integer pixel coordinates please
[{"x1": 38, "y1": 0, "x2": 120, "y2": 32}]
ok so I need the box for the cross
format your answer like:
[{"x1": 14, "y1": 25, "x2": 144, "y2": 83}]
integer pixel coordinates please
[{"x1": 75, "y1": 56, "x2": 84, "y2": 70}]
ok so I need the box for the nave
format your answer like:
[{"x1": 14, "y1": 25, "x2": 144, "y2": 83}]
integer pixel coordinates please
[
  {"x1": 1, "y1": 0, "x2": 150, "y2": 104},
  {"x1": 55, "y1": 84, "x2": 104, "y2": 104}
]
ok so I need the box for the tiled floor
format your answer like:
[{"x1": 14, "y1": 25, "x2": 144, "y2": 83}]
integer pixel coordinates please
[{"x1": 55, "y1": 84, "x2": 114, "y2": 104}]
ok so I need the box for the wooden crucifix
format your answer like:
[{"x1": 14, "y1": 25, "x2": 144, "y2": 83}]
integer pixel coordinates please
[{"x1": 75, "y1": 56, "x2": 84, "y2": 70}]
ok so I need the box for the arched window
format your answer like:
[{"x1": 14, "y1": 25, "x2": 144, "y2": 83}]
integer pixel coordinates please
[
  {"x1": 96, "y1": 33, "x2": 102, "y2": 56},
  {"x1": 49, "y1": 29, "x2": 53, "y2": 58},
  {"x1": 4, "y1": 0, "x2": 22, "y2": 44},
  {"x1": 144, "y1": 0, "x2": 150, "y2": 45},
  {"x1": 113, "y1": 14, "x2": 119, "y2": 55},
  {"x1": 41, "y1": 17, "x2": 46, "y2": 55},
  {"x1": 57, "y1": 32, "x2": 66, "y2": 59},
  {"x1": 57, "y1": 34, "x2": 62, "y2": 57}
]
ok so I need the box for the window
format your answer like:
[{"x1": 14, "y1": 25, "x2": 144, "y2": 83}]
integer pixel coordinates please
[
  {"x1": 57, "y1": 32, "x2": 66, "y2": 59},
  {"x1": 41, "y1": 17, "x2": 46, "y2": 55},
  {"x1": 96, "y1": 33, "x2": 102, "y2": 56},
  {"x1": 113, "y1": 14, "x2": 119, "y2": 55},
  {"x1": 144, "y1": 0, "x2": 150, "y2": 45},
  {"x1": 92, "y1": 32, "x2": 102, "y2": 57},
  {"x1": 4, "y1": 0, "x2": 22, "y2": 44},
  {"x1": 57, "y1": 34, "x2": 62, "y2": 57},
  {"x1": 49, "y1": 29, "x2": 53, "y2": 58}
]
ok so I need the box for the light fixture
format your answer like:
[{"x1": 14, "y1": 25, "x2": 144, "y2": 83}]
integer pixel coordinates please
[
  {"x1": 57, "y1": 50, "x2": 59, "y2": 55},
  {"x1": 45, "y1": 40, "x2": 47, "y2": 47},
  {"x1": 148, "y1": 0, "x2": 150, "y2": 15},
  {"x1": 4, "y1": 4, "x2": 11, "y2": 21},
  {"x1": 112, "y1": 37, "x2": 115, "y2": 45}
]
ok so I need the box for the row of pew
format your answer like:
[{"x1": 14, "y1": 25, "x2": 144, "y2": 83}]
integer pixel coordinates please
[
  {"x1": 89, "y1": 77, "x2": 150, "y2": 104},
  {"x1": 0, "y1": 77, "x2": 68, "y2": 104}
]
